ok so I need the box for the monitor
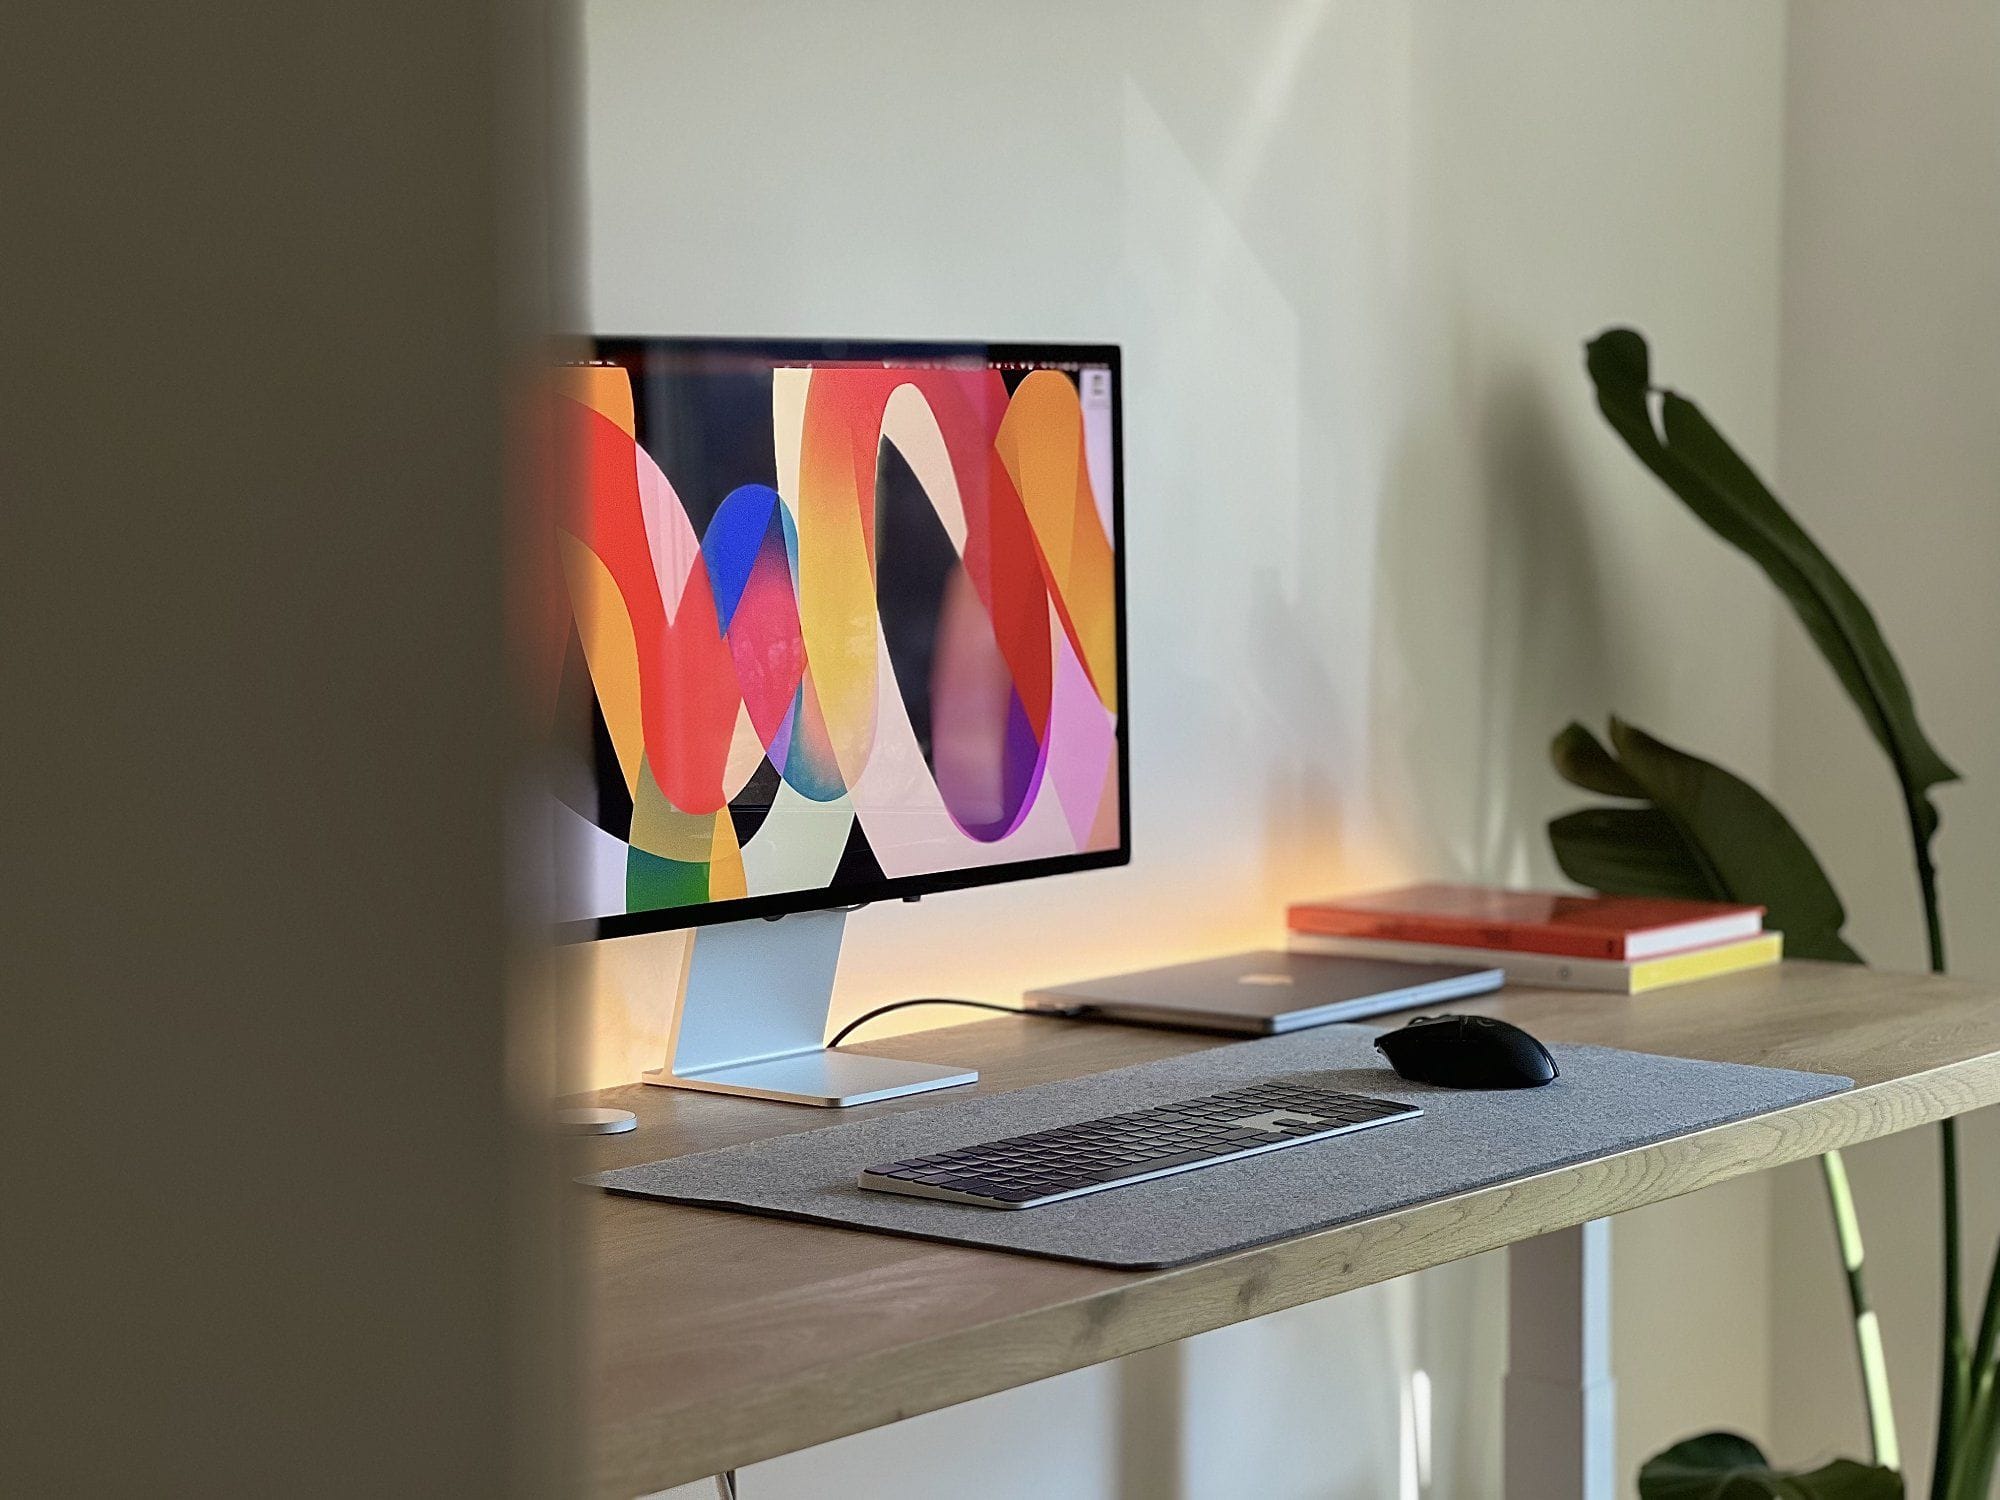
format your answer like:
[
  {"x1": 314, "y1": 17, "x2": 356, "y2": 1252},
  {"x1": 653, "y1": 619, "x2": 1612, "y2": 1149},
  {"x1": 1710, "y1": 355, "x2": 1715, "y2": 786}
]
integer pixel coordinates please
[{"x1": 536, "y1": 338, "x2": 1127, "y2": 1104}]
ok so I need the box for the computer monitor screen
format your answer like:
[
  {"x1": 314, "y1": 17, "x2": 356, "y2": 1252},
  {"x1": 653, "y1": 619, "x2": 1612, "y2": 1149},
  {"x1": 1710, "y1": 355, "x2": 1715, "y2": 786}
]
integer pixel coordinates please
[{"x1": 541, "y1": 338, "x2": 1126, "y2": 938}]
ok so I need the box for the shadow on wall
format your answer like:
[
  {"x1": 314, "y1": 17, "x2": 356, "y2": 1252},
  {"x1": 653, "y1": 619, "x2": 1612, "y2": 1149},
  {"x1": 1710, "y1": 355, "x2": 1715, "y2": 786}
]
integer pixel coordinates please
[
  {"x1": 1472, "y1": 366, "x2": 1614, "y2": 878},
  {"x1": 1251, "y1": 564, "x2": 1368, "y2": 913},
  {"x1": 1120, "y1": 12, "x2": 1410, "y2": 923},
  {"x1": 1367, "y1": 358, "x2": 1612, "y2": 888}
]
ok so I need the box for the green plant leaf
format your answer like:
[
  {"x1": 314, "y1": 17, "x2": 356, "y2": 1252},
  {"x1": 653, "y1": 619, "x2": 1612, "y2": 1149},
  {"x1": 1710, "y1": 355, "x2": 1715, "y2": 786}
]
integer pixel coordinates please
[
  {"x1": 1548, "y1": 805, "x2": 1721, "y2": 902},
  {"x1": 1547, "y1": 719, "x2": 1862, "y2": 963},
  {"x1": 1584, "y1": 328, "x2": 1956, "y2": 851},
  {"x1": 1639, "y1": 1432, "x2": 1903, "y2": 1500},
  {"x1": 1609, "y1": 718, "x2": 1861, "y2": 962},
  {"x1": 1552, "y1": 721, "x2": 1648, "y2": 798}
]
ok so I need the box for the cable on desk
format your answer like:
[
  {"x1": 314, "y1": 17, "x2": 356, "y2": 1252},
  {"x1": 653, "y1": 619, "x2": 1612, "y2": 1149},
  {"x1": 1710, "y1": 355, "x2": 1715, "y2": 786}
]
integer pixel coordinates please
[{"x1": 826, "y1": 997, "x2": 1083, "y2": 1050}]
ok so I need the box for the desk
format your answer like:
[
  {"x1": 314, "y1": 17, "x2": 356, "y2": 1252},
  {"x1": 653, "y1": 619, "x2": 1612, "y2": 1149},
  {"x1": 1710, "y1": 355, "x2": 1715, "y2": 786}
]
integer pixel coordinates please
[{"x1": 576, "y1": 961, "x2": 2000, "y2": 1498}]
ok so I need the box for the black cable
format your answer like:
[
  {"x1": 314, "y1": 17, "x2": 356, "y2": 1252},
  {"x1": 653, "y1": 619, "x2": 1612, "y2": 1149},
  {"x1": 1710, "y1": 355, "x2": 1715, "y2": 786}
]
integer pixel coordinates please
[{"x1": 826, "y1": 997, "x2": 1083, "y2": 1050}]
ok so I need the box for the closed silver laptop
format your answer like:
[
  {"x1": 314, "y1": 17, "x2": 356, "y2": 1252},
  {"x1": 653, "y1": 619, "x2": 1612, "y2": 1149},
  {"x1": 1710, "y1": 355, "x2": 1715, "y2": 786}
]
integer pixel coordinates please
[{"x1": 1022, "y1": 949, "x2": 1504, "y2": 1036}]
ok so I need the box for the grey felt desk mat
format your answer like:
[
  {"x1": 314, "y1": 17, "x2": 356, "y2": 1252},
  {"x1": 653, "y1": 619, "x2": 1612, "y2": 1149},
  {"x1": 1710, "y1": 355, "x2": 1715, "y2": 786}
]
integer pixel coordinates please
[{"x1": 588, "y1": 1026, "x2": 1849, "y2": 1269}]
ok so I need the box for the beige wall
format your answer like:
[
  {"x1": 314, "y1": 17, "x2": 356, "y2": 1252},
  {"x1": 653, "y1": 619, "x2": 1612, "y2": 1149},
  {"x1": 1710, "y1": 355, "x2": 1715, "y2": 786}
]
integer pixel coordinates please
[
  {"x1": 577, "y1": 2, "x2": 1793, "y2": 1494},
  {"x1": 1769, "y1": 2, "x2": 2000, "y2": 1485}
]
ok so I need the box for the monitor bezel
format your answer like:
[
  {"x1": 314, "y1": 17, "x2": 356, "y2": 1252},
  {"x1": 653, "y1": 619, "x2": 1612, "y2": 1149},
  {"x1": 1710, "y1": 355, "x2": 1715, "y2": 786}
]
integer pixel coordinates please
[{"x1": 559, "y1": 336, "x2": 1130, "y2": 942}]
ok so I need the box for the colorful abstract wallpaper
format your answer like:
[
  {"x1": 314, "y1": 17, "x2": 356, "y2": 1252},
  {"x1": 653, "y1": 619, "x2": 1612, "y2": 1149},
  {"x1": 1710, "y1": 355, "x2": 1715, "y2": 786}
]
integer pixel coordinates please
[{"x1": 538, "y1": 344, "x2": 1124, "y2": 928}]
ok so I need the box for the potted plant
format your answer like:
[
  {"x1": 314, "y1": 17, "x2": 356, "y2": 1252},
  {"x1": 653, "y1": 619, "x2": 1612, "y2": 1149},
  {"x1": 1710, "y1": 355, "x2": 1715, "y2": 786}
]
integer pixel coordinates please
[{"x1": 1546, "y1": 330, "x2": 1995, "y2": 1499}]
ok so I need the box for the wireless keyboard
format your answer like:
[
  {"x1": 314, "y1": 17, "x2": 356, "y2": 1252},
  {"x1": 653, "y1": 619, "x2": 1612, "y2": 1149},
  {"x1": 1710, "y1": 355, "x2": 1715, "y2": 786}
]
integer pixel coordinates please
[{"x1": 856, "y1": 1075, "x2": 1420, "y2": 1209}]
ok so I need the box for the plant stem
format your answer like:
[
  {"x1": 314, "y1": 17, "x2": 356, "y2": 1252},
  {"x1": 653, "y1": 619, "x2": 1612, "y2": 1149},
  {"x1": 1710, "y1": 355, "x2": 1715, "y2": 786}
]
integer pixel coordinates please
[
  {"x1": 1910, "y1": 806, "x2": 1947, "y2": 981},
  {"x1": 1933, "y1": 1120, "x2": 1969, "y2": 1500},
  {"x1": 1823, "y1": 1149, "x2": 1900, "y2": 1469},
  {"x1": 1944, "y1": 1366, "x2": 1998, "y2": 1500},
  {"x1": 1887, "y1": 771, "x2": 1963, "y2": 1500},
  {"x1": 1971, "y1": 1240, "x2": 2000, "y2": 1394}
]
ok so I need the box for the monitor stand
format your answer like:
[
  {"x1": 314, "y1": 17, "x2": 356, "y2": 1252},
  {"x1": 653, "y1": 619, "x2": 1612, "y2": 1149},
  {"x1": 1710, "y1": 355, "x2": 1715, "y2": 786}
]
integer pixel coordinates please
[{"x1": 642, "y1": 908, "x2": 978, "y2": 1107}]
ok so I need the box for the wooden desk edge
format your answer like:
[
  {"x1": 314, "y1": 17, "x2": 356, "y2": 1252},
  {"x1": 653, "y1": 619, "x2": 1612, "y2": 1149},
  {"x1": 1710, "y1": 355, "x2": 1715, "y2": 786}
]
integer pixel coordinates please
[{"x1": 593, "y1": 1046, "x2": 2000, "y2": 1496}]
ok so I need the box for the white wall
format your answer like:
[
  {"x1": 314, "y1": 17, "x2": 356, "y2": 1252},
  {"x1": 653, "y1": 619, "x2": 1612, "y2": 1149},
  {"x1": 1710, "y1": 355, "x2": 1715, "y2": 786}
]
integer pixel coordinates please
[
  {"x1": 575, "y1": 3, "x2": 1794, "y2": 1494},
  {"x1": 1769, "y1": 2, "x2": 2000, "y2": 1486}
]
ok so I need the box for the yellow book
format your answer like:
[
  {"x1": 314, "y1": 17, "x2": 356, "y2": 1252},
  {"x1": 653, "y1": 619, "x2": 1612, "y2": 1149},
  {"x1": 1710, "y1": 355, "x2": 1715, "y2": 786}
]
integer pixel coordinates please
[{"x1": 1624, "y1": 932, "x2": 1785, "y2": 993}]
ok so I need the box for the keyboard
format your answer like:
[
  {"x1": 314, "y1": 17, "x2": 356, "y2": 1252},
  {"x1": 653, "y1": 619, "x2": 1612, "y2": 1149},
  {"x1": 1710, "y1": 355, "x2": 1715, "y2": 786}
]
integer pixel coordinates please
[{"x1": 856, "y1": 1075, "x2": 1421, "y2": 1209}]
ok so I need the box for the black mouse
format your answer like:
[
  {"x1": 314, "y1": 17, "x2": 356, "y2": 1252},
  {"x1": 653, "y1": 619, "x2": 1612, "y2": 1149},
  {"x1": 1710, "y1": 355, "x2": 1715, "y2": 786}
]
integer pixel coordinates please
[{"x1": 1374, "y1": 1013, "x2": 1559, "y2": 1089}]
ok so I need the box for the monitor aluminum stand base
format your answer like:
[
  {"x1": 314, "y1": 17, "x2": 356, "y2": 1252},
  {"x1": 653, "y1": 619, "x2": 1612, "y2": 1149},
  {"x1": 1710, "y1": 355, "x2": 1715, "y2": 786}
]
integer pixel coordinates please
[{"x1": 642, "y1": 908, "x2": 978, "y2": 1107}]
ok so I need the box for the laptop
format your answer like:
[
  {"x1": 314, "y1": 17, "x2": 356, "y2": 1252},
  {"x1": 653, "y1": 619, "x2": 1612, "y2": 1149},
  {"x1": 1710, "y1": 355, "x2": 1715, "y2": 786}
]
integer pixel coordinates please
[{"x1": 1021, "y1": 949, "x2": 1504, "y2": 1036}]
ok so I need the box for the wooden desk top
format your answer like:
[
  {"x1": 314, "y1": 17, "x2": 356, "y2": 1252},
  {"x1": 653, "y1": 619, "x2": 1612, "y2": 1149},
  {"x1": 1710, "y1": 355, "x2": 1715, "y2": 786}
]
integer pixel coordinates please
[{"x1": 575, "y1": 961, "x2": 2000, "y2": 1497}]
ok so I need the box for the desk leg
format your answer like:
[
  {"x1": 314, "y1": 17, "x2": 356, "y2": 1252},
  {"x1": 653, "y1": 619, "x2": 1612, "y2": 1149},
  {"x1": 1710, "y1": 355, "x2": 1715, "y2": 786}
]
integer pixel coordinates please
[{"x1": 1503, "y1": 1219, "x2": 1614, "y2": 1500}]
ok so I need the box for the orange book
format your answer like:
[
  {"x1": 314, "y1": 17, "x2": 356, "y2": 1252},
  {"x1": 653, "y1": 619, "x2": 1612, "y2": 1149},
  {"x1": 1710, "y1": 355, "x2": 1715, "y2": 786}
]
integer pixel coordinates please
[{"x1": 1287, "y1": 883, "x2": 1764, "y2": 961}]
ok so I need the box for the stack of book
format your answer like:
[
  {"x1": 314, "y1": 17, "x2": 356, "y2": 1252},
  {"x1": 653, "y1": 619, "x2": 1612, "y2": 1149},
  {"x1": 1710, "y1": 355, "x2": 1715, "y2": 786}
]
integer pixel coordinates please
[{"x1": 1286, "y1": 883, "x2": 1782, "y2": 995}]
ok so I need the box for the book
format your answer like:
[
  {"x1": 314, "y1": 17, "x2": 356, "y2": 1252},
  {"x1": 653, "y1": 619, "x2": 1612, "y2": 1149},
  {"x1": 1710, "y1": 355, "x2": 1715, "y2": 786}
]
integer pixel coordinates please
[
  {"x1": 1287, "y1": 883, "x2": 1765, "y2": 961},
  {"x1": 1288, "y1": 930, "x2": 1784, "y2": 995}
]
